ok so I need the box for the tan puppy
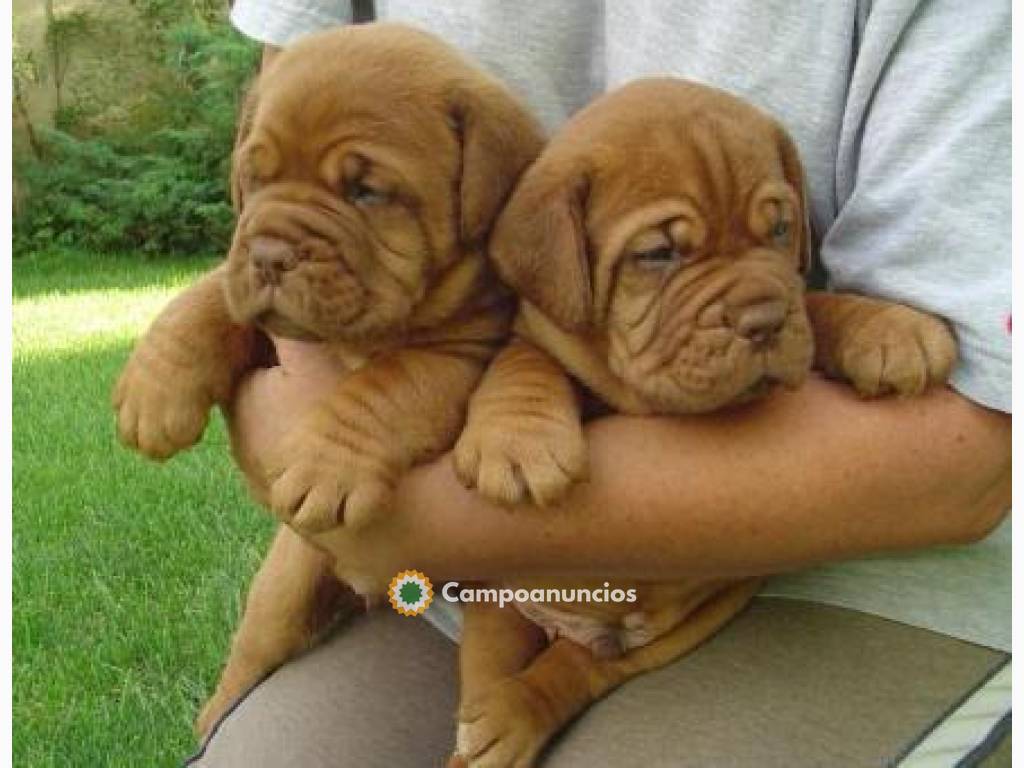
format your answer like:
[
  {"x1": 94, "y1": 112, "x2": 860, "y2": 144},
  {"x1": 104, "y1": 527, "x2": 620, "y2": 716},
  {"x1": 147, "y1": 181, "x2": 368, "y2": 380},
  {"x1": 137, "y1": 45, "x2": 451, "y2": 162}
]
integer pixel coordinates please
[
  {"x1": 450, "y1": 79, "x2": 957, "y2": 767},
  {"x1": 111, "y1": 23, "x2": 543, "y2": 737}
]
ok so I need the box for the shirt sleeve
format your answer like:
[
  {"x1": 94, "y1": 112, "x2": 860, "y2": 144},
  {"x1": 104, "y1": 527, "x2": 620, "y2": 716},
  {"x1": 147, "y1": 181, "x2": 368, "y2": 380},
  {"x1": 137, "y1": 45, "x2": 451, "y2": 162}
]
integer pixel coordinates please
[
  {"x1": 230, "y1": 0, "x2": 353, "y2": 46},
  {"x1": 822, "y1": 0, "x2": 1010, "y2": 412}
]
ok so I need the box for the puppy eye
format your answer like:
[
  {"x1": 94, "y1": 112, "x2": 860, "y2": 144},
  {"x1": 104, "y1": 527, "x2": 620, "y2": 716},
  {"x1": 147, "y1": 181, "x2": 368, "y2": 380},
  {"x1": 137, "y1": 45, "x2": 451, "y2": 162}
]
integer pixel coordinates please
[
  {"x1": 345, "y1": 180, "x2": 387, "y2": 207},
  {"x1": 772, "y1": 220, "x2": 791, "y2": 243},
  {"x1": 635, "y1": 246, "x2": 686, "y2": 268}
]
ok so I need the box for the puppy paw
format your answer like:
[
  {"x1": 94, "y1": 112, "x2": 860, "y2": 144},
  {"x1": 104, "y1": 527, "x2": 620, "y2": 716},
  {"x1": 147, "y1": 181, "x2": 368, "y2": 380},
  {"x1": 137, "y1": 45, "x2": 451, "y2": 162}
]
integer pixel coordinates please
[
  {"x1": 620, "y1": 611, "x2": 656, "y2": 652},
  {"x1": 269, "y1": 416, "x2": 395, "y2": 533},
  {"x1": 112, "y1": 351, "x2": 212, "y2": 460},
  {"x1": 835, "y1": 305, "x2": 958, "y2": 397},
  {"x1": 453, "y1": 410, "x2": 587, "y2": 508},
  {"x1": 454, "y1": 678, "x2": 551, "y2": 768}
]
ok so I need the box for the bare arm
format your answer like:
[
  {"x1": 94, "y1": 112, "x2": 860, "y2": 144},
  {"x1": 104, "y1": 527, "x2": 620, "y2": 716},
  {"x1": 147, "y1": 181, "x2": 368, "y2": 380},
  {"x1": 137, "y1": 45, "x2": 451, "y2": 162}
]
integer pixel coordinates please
[
  {"x1": 231, "y1": 363, "x2": 1009, "y2": 585},
  {"x1": 378, "y1": 375, "x2": 1009, "y2": 583}
]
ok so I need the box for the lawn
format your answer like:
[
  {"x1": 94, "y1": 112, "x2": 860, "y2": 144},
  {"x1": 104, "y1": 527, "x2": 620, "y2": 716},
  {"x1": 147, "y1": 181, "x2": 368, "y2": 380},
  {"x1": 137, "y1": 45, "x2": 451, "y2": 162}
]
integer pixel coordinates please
[{"x1": 13, "y1": 251, "x2": 276, "y2": 767}]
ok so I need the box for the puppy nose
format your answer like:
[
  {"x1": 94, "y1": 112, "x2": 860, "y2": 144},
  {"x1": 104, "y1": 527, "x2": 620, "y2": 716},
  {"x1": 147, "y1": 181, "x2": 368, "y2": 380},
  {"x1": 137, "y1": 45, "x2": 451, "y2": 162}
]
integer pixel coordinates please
[
  {"x1": 249, "y1": 236, "x2": 297, "y2": 285},
  {"x1": 732, "y1": 300, "x2": 787, "y2": 344}
]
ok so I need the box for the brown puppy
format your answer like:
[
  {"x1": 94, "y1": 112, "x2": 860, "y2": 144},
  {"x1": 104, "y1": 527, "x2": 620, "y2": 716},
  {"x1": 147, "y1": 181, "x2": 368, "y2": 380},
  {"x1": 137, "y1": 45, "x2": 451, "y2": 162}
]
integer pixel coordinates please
[
  {"x1": 111, "y1": 23, "x2": 543, "y2": 737},
  {"x1": 450, "y1": 79, "x2": 957, "y2": 767}
]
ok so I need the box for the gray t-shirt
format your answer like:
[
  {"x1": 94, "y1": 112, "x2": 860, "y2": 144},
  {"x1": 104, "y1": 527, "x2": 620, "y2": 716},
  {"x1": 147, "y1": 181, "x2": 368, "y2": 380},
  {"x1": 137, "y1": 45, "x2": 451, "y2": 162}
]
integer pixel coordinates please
[{"x1": 230, "y1": 0, "x2": 1011, "y2": 651}]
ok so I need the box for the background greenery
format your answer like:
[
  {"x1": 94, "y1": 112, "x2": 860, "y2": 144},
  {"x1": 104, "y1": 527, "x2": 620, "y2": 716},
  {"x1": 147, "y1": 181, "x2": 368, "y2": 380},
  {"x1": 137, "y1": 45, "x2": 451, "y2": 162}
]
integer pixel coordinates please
[
  {"x1": 13, "y1": 2, "x2": 271, "y2": 765},
  {"x1": 13, "y1": 251, "x2": 277, "y2": 766},
  {"x1": 13, "y1": 0, "x2": 260, "y2": 256}
]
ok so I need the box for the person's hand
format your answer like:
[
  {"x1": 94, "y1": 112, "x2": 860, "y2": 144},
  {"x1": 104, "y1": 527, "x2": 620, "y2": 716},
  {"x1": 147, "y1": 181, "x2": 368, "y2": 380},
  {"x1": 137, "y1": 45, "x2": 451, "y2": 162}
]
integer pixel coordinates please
[{"x1": 227, "y1": 336, "x2": 349, "y2": 499}]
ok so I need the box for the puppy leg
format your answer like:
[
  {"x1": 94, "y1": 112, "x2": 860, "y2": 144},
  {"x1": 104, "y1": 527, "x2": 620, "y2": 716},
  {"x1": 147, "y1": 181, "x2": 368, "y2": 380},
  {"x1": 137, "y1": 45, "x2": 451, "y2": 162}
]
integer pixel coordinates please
[
  {"x1": 454, "y1": 580, "x2": 760, "y2": 768},
  {"x1": 195, "y1": 525, "x2": 356, "y2": 740},
  {"x1": 454, "y1": 602, "x2": 548, "y2": 764},
  {"x1": 453, "y1": 636, "x2": 623, "y2": 768},
  {"x1": 453, "y1": 339, "x2": 587, "y2": 507},
  {"x1": 113, "y1": 265, "x2": 256, "y2": 460},
  {"x1": 805, "y1": 292, "x2": 958, "y2": 397},
  {"x1": 269, "y1": 348, "x2": 490, "y2": 533}
]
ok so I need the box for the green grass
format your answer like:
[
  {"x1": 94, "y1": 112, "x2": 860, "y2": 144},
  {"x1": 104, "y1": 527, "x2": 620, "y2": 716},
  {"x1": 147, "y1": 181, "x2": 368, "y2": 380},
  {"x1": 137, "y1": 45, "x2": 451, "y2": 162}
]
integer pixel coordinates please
[{"x1": 13, "y1": 251, "x2": 277, "y2": 767}]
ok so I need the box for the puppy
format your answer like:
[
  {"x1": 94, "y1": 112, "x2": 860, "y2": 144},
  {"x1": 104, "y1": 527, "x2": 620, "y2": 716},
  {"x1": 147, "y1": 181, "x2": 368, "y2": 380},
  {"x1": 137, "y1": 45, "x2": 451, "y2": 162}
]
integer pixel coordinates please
[
  {"x1": 450, "y1": 78, "x2": 957, "y2": 767},
  {"x1": 111, "y1": 23, "x2": 543, "y2": 737}
]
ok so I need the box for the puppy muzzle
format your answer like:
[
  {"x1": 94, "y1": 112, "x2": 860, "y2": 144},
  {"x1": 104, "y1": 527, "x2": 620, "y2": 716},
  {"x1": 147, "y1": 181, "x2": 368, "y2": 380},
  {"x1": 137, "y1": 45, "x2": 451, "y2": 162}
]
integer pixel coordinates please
[
  {"x1": 248, "y1": 235, "x2": 299, "y2": 287},
  {"x1": 223, "y1": 198, "x2": 369, "y2": 337}
]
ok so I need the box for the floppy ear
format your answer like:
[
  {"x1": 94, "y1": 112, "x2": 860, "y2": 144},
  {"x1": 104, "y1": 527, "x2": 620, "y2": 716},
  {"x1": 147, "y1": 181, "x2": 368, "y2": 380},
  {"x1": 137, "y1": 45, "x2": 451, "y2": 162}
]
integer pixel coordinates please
[
  {"x1": 448, "y1": 80, "x2": 546, "y2": 248},
  {"x1": 489, "y1": 158, "x2": 593, "y2": 331},
  {"x1": 776, "y1": 126, "x2": 813, "y2": 274},
  {"x1": 230, "y1": 79, "x2": 260, "y2": 214}
]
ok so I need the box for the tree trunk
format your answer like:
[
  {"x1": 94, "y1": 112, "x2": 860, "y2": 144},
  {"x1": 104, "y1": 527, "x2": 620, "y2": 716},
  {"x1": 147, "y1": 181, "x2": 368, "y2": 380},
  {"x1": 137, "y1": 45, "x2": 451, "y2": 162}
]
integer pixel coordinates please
[
  {"x1": 13, "y1": 86, "x2": 44, "y2": 160},
  {"x1": 43, "y1": 0, "x2": 62, "y2": 112}
]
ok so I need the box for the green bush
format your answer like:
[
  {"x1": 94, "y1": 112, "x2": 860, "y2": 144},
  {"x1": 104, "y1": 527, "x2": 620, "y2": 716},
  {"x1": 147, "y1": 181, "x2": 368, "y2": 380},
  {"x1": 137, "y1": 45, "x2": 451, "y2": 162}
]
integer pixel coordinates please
[
  {"x1": 15, "y1": 128, "x2": 234, "y2": 254},
  {"x1": 14, "y1": 13, "x2": 260, "y2": 256}
]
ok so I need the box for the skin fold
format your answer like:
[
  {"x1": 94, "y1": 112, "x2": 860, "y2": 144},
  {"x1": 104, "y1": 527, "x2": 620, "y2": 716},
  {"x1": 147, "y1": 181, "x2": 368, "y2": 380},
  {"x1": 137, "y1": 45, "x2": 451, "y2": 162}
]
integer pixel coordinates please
[
  {"x1": 442, "y1": 79, "x2": 961, "y2": 768},
  {"x1": 111, "y1": 23, "x2": 544, "y2": 738}
]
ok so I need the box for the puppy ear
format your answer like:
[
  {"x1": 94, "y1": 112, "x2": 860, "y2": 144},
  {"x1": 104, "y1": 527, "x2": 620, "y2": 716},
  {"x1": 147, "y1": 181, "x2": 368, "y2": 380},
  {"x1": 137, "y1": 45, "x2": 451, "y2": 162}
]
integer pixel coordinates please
[
  {"x1": 449, "y1": 80, "x2": 545, "y2": 247},
  {"x1": 776, "y1": 126, "x2": 813, "y2": 274},
  {"x1": 230, "y1": 79, "x2": 260, "y2": 214},
  {"x1": 490, "y1": 159, "x2": 593, "y2": 330}
]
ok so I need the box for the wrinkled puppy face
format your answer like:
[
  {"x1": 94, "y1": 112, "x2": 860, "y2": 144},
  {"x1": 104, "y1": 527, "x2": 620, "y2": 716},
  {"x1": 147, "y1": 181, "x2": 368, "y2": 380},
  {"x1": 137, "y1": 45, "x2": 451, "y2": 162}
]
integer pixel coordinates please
[
  {"x1": 492, "y1": 79, "x2": 814, "y2": 413},
  {"x1": 224, "y1": 24, "x2": 542, "y2": 342}
]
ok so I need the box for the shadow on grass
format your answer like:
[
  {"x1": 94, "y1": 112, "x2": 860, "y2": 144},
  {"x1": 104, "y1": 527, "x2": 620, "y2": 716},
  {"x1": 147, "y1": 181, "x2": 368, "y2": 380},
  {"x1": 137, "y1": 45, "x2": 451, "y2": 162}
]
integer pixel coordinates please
[{"x1": 14, "y1": 334, "x2": 274, "y2": 767}]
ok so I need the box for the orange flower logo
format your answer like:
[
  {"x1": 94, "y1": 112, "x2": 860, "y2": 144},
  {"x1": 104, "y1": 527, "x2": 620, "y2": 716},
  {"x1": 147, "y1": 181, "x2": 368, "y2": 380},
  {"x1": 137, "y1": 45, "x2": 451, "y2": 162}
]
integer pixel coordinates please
[{"x1": 387, "y1": 570, "x2": 434, "y2": 616}]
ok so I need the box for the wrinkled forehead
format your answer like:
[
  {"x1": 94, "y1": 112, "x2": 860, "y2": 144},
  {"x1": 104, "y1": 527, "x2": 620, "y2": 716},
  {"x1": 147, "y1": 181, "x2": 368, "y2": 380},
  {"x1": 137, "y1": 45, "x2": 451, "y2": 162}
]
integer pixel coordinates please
[
  {"x1": 585, "y1": 113, "x2": 788, "y2": 235},
  {"x1": 257, "y1": 65, "x2": 449, "y2": 152}
]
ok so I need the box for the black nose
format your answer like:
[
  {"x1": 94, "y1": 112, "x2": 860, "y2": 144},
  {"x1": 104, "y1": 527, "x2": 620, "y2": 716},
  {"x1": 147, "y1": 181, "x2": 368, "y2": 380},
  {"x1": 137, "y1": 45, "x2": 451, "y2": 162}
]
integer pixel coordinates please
[
  {"x1": 733, "y1": 300, "x2": 787, "y2": 344},
  {"x1": 249, "y1": 236, "x2": 297, "y2": 285}
]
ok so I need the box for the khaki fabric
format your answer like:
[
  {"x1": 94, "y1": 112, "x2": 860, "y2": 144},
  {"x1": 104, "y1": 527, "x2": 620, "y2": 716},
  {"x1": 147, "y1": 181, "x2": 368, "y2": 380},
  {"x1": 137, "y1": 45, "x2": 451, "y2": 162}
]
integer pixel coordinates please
[
  {"x1": 189, "y1": 610, "x2": 458, "y2": 767},
  {"x1": 187, "y1": 598, "x2": 1008, "y2": 767}
]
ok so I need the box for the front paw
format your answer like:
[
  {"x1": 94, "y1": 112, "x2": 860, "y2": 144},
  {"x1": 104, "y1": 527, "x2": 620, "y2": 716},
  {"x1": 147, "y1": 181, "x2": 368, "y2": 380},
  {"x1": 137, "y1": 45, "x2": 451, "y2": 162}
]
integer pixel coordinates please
[
  {"x1": 834, "y1": 305, "x2": 958, "y2": 397},
  {"x1": 112, "y1": 352, "x2": 212, "y2": 460},
  {"x1": 269, "y1": 419, "x2": 395, "y2": 533},
  {"x1": 452, "y1": 678, "x2": 552, "y2": 768},
  {"x1": 453, "y1": 409, "x2": 587, "y2": 508}
]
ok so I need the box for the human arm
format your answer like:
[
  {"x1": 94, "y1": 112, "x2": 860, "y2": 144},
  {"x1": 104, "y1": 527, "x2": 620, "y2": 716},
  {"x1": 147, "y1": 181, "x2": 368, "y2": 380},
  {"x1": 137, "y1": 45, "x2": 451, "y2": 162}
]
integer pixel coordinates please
[
  {"x1": 229, "y1": 356, "x2": 1009, "y2": 585},
  {"x1": 388, "y1": 376, "x2": 1009, "y2": 583}
]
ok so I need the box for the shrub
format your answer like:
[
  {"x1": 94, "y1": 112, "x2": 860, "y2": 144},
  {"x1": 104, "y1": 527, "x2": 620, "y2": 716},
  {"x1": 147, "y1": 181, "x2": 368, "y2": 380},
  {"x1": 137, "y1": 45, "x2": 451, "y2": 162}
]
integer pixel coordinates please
[{"x1": 13, "y1": 8, "x2": 260, "y2": 256}]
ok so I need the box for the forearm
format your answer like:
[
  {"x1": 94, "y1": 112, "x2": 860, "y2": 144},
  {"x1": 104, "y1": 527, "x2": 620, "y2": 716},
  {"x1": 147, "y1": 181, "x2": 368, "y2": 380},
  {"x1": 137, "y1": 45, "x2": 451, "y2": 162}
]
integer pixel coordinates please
[{"x1": 386, "y1": 375, "x2": 1010, "y2": 582}]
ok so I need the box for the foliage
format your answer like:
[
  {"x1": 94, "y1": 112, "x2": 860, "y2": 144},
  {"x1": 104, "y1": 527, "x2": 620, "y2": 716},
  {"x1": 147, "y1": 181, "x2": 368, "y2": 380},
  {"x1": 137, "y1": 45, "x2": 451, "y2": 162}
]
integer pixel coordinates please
[
  {"x1": 13, "y1": 251, "x2": 274, "y2": 766},
  {"x1": 14, "y1": 3, "x2": 260, "y2": 256},
  {"x1": 15, "y1": 129, "x2": 237, "y2": 254}
]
